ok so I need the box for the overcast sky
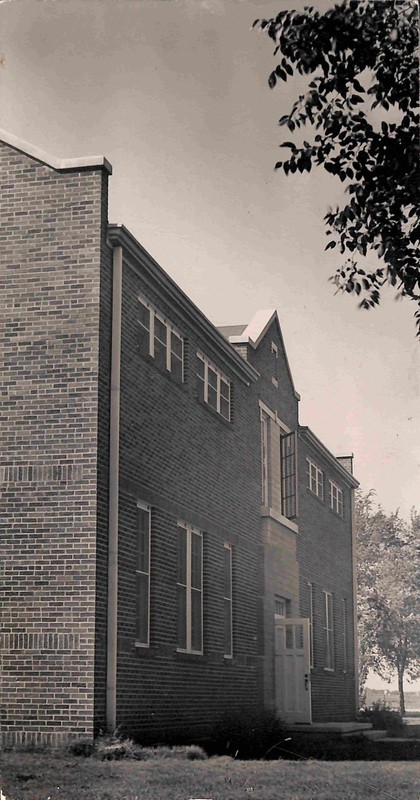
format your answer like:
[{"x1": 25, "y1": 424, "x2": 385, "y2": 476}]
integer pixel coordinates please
[{"x1": 1, "y1": 0, "x2": 419, "y2": 691}]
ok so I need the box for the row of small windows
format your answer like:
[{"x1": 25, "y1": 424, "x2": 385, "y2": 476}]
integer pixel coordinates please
[
  {"x1": 138, "y1": 294, "x2": 231, "y2": 421},
  {"x1": 136, "y1": 502, "x2": 233, "y2": 657},
  {"x1": 306, "y1": 458, "x2": 344, "y2": 516}
]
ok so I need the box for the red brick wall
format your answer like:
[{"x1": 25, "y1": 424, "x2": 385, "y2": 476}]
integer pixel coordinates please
[
  {"x1": 297, "y1": 436, "x2": 356, "y2": 721},
  {"x1": 0, "y1": 141, "x2": 108, "y2": 745}
]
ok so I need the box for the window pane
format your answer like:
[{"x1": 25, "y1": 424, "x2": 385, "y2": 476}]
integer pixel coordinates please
[
  {"x1": 207, "y1": 384, "x2": 217, "y2": 410},
  {"x1": 191, "y1": 532, "x2": 202, "y2": 589},
  {"x1": 154, "y1": 317, "x2": 166, "y2": 344},
  {"x1": 285, "y1": 627, "x2": 294, "y2": 649},
  {"x1": 208, "y1": 366, "x2": 217, "y2": 390},
  {"x1": 138, "y1": 302, "x2": 150, "y2": 330},
  {"x1": 224, "y1": 548, "x2": 232, "y2": 599},
  {"x1": 154, "y1": 337, "x2": 167, "y2": 371},
  {"x1": 177, "y1": 584, "x2": 187, "y2": 649},
  {"x1": 191, "y1": 588, "x2": 202, "y2": 652},
  {"x1": 138, "y1": 324, "x2": 150, "y2": 357},
  {"x1": 224, "y1": 598, "x2": 232, "y2": 656},
  {"x1": 171, "y1": 331, "x2": 183, "y2": 359},
  {"x1": 220, "y1": 395, "x2": 230, "y2": 421},
  {"x1": 177, "y1": 527, "x2": 187, "y2": 585},
  {"x1": 171, "y1": 353, "x2": 183, "y2": 383},
  {"x1": 136, "y1": 573, "x2": 149, "y2": 644},
  {"x1": 220, "y1": 379, "x2": 229, "y2": 400}
]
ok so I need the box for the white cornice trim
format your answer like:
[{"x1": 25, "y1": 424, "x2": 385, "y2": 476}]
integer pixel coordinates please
[
  {"x1": 0, "y1": 129, "x2": 112, "y2": 174},
  {"x1": 299, "y1": 426, "x2": 359, "y2": 488},
  {"x1": 107, "y1": 224, "x2": 260, "y2": 385}
]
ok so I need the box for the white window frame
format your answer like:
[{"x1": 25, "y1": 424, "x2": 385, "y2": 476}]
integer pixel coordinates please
[
  {"x1": 177, "y1": 521, "x2": 203, "y2": 655},
  {"x1": 196, "y1": 352, "x2": 231, "y2": 421},
  {"x1": 307, "y1": 458, "x2": 324, "y2": 499},
  {"x1": 342, "y1": 598, "x2": 347, "y2": 673},
  {"x1": 308, "y1": 582, "x2": 314, "y2": 668},
  {"x1": 329, "y1": 479, "x2": 343, "y2": 516},
  {"x1": 138, "y1": 293, "x2": 184, "y2": 380},
  {"x1": 135, "y1": 500, "x2": 151, "y2": 648},
  {"x1": 323, "y1": 590, "x2": 334, "y2": 671},
  {"x1": 224, "y1": 544, "x2": 233, "y2": 658}
]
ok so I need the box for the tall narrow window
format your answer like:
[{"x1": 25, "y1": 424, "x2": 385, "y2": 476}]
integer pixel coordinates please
[
  {"x1": 308, "y1": 582, "x2": 314, "y2": 668},
  {"x1": 342, "y1": 598, "x2": 347, "y2": 673},
  {"x1": 224, "y1": 545, "x2": 233, "y2": 658},
  {"x1": 281, "y1": 431, "x2": 297, "y2": 518},
  {"x1": 177, "y1": 522, "x2": 203, "y2": 654},
  {"x1": 329, "y1": 480, "x2": 343, "y2": 516},
  {"x1": 261, "y1": 410, "x2": 270, "y2": 506},
  {"x1": 196, "y1": 353, "x2": 231, "y2": 421},
  {"x1": 136, "y1": 502, "x2": 151, "y2": 646},
  {"x1": 323, "y1": 591, "x2": 334, "y2": 670}
]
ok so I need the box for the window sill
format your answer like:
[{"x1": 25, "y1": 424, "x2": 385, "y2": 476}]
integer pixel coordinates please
[
  {"x1": 175, "y1": 648, "x2": 203, "y2": 660},
  {"x1": 261, "y1": 506, "x2": 298, "y2": 534},
  {"x1": 307, "y1": 487, "x2": 324, "y2": 505},
  {"x1": 134, "y1": 641, "x2": 149, "y2": 649},
  {"x1": 195, "y1": 395, "x2": 232, "y2": 426},
  {"x1": 324, "y1": 667, "x2": 335, "y2": 673}
]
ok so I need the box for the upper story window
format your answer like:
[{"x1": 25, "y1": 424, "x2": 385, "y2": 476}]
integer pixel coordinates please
[
  {"x1": 196, "y1": 353, "x2": 231, "y2": 421},
  {"x1": 329, "y1": 479, "x2": 343, "y2": 516},
  {"x1": 138, "y1": 294, "x2": 184, "y2": 383},
  {"x1": 307, "y1": 458, "x2": 324, "y2": 499},
  {"x1": 260, "y1": 404, "x2": 297, "y2": 520}
]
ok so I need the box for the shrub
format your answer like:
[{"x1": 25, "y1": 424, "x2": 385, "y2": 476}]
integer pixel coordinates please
[
  {"x1": 95, "y1": 732, "x2": 142, "y2": 761},
  {"x1": 358, "y1": 701, "x2": 405, "y2": 733},
  {"x1": 207, "y1": 707, "x2": 286, "y2": 760},
  {"x1": 68, "y1": 738, "x2": 96, "y2": 757}
]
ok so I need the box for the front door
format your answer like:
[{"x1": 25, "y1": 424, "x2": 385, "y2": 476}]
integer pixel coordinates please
[{"x1": 274, "y1": 618, "x2": 311, "y2": 723}]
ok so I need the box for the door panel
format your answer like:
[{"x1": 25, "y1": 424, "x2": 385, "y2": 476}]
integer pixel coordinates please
[{"x1": 275, "y1": 618, "x2": 311, "y2": 723}]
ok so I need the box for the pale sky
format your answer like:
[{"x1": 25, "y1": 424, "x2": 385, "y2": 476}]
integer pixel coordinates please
[{"x1": 1, "y1": 0, "x2": 419, "y2": 690}]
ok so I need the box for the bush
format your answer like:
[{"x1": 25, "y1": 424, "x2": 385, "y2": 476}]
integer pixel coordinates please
[
  {"x1": 358, "y1": 701, "x2": 405, "y2": 733},
  {"x1": 207, "y1": 707, "x2": 286, "y2": 760},
  {"x1": 95, "y1": 732, "x2": 143, "y2": 761},
  {"x1": 68, "y1": 738, "x2": 96, "y2": 757}
]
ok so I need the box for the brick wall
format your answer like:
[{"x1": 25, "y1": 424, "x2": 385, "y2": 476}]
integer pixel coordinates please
[
  {"x1": 298, "y1": 435, "x2": 356, "y2": 721},
  {"x1": 0, "y1": 141, "x2": 108, "y2": 744},
  {"x1": 112, "y1": 253, "x2": 264, "y2": 741}
]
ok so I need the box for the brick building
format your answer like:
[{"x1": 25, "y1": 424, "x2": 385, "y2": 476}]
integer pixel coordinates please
[{"x1": 0, "y1": 131, "x2": 359, "y2": 746}]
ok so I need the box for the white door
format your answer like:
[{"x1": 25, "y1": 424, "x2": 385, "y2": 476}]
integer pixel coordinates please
[{"x1": 274, "y1": 618, "x2": 311, "y2": 724}]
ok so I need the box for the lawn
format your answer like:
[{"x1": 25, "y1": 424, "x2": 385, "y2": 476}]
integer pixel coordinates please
[{"x1": 1, "y1": 752, "x2": 419, "y2": 800}]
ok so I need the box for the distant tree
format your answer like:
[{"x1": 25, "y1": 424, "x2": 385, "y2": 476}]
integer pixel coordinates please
[
  {"x1": 356, "y1": 492, "x2": 420, "y2": 714},
  {"x1": 255, "y1": 0, "x2": 420, "y2": 334}
]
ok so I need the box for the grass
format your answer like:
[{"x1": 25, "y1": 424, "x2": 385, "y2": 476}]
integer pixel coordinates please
[{"x1": 1, "y1": 751, "x2": 420, "y2": 800}]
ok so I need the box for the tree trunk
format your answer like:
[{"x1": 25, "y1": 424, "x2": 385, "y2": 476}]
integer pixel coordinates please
[{"x1": 397, "y1": 668, "x2": 405, "y2": 716}]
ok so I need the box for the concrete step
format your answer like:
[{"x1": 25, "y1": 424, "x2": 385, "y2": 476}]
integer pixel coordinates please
[{"x1": 352, "y1": 729, "x2": 388, "y2": 741}]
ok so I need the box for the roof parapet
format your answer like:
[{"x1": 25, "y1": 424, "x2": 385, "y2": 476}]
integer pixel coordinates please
[{"x1": 0, "y1": 129, "x2": 112, "y2": 174}]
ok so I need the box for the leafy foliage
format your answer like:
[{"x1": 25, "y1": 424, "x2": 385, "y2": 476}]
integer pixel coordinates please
[
  {"x1": 358, "y1": 701, "x2": 404, "y2": 733},
  {"x1": 255, "y1": 0, "x2": 420, "y2": 332},
  {"x1": 356, "y1": 492, "x2": 420, "y2": 714}
]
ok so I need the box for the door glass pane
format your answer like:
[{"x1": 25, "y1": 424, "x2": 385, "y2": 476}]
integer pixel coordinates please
[
  {"x1": 295, "y1": 625, "x2": 304, "y2": 649},
  {"x1": 285, "y1": 627, "x2": 294, "y2": 649}
]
